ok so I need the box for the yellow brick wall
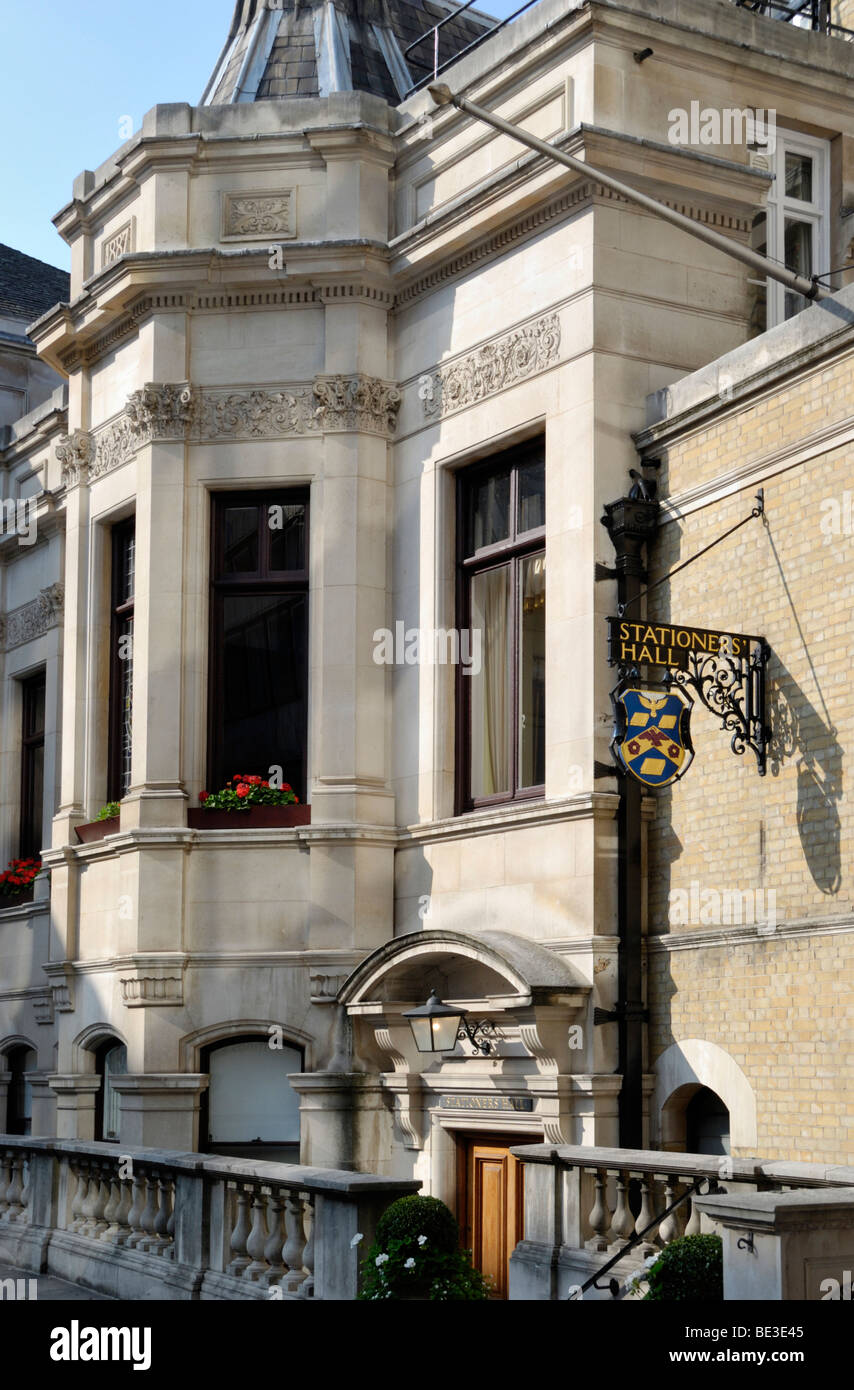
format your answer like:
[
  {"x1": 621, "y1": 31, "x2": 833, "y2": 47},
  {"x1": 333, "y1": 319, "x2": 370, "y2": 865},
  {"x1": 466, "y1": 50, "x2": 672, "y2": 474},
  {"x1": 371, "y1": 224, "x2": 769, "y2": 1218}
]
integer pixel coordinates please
[{"x1": 642, "y1": 347, "x2": 854, "y2": 1163}]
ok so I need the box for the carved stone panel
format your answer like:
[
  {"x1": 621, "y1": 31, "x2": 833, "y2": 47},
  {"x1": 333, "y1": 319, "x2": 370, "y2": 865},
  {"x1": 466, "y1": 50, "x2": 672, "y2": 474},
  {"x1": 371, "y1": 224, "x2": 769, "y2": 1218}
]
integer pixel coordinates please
[
  {"x1": 419, "y1": 312, "x2": 562, "y2": 419},
  {"x1": 222, "y1": 190, "x2": 296, "y2": 242}
]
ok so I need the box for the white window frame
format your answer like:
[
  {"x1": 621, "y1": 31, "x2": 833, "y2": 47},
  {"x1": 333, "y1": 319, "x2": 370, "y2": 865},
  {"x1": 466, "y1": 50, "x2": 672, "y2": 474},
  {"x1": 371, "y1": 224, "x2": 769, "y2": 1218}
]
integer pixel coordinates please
[{"x1": 763, "y1": 130, "x2": 830, "y2": 328}]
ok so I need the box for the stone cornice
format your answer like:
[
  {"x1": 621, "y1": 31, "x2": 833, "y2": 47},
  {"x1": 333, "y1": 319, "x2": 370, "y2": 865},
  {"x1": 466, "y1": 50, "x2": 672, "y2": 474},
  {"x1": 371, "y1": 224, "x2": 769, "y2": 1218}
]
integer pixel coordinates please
[
  {"x1": 647, "y1": 912, "x2": 854, "y2": 953},
  {"x1": 0, "y1": 583, "x2": 64, "y2": 652},
  {"x1": 31, "y1": 246, "x2": 390, "y2": 374},
  {"x1": 57, "y1": 373, "x2": 402, "y2": 485}
]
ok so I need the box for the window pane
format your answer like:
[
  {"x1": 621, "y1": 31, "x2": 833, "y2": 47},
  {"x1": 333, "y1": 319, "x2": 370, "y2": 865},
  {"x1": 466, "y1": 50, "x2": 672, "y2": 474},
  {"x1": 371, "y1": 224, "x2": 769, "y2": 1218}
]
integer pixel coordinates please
[
  {"x1": 24, "y1": 682, "x2": 45, "y2": 738},
  {"x1": 785, "y1": 153, "x2": 812, "y2": 203},
  {"x1": 222, "y1": 593, "x2": 307, "y2": 793},
  {"x1": 519, "y1": 553, "x2": 546, "y2": 788},
  {"x1": 208, "y1": 1040, "x2": 301, "y2": 1143},
  {"x1": 268, "y1": 502, "x2": 306, "y2": 572},
  {"x1": 518, "y1": 457, "x2": 545, "y2": 533},
  {"x1": 23, "y1": 745, "x2": 44, "y2": 859},
  {"x1": 223, "y1": 506, "x2": 259, "y2": 573},
  {"x1": 469, "y1": 470, "x2": 510, "y2": 552},
  {"x1": 102, "y1": 1043, "x2": 127, "y2": 1142},
  {"x1": 119, "y1": 615, "x2": 133, "y2": 796},
  {"x1": 784, "y1": 218, "x2": 813, "y2": 320},
  {"x1": 469, "y1": 565, "x2": 512, "y2": 798}
]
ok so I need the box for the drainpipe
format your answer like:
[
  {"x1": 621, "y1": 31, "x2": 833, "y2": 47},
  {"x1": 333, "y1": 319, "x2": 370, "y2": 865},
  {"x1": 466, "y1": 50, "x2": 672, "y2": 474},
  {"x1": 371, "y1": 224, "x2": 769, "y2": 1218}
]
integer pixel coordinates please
[{"x1": 601, "y1": 492, "x2": 659, "y2": 1150}]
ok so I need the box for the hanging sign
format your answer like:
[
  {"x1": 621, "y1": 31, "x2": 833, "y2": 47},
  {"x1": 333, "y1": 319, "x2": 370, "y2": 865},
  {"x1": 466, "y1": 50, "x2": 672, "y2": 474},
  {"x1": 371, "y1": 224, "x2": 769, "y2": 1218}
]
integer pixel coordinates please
[
  {"x1": 606, "y1": 617, "x2": 769, "y2": 780},
  {"x1": 607, "y1": 618, "x2": 759, "y2": 672},
  {"x1": 611, "y1": 684, "x2": 694, "y2": 788}
]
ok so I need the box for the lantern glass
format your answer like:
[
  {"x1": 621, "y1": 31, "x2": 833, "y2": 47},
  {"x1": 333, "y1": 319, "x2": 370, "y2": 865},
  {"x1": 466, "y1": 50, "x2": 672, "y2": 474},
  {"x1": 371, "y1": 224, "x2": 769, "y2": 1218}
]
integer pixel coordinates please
[{"x1": 404, "y1": 992, "x2": 466, "y2": 1053}]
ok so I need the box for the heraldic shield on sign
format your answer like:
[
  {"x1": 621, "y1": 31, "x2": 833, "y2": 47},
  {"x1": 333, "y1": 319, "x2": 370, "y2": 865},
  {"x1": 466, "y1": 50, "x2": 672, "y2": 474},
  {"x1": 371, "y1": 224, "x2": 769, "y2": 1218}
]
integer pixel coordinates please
[{"x1": 611, "y1": 684, "x2": 695, "y2": 787}]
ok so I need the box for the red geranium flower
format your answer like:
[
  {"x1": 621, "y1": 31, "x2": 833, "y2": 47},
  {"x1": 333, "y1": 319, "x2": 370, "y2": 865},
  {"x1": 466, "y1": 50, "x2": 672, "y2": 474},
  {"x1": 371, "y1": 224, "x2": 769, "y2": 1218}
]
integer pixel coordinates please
[
  {"x1": 235, "y1": 784, "x2": 250, "y2": 799},
  {"x1": 199, "y1": 792, "x2": 209, "y2": 803},
  {"x1": 261, "y1": 781, "x2": 269, "y2": 788},
  {"x1": 283, "y1": 783, "x2": 292, "y2": 792}
]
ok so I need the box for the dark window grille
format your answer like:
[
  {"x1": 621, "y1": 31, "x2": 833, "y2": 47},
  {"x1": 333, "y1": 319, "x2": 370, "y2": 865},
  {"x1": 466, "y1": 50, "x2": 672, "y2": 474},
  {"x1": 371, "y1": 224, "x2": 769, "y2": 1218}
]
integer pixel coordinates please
[
  {"x1": 209, "y1": 492, "x2": 309, "y2": 797},
  {"x1": 108, "y1": 521, "x2": 135, "y2": 802},
  {"x1": 457, "y1": 440, "x2": 546, "y2": 812}
]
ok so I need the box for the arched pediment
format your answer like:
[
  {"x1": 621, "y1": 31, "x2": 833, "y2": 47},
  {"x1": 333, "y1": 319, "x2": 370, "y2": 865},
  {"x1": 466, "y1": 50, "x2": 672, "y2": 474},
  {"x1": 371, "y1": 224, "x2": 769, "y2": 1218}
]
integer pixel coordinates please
[{"x1": 339, "y1": 929, "x2": 588, "y2": 1009}]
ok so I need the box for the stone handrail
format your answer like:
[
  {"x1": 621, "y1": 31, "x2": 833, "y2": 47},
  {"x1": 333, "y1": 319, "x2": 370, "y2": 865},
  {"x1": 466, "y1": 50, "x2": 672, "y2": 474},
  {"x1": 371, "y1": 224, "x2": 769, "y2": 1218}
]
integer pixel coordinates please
[
  {"x1": 508, "y1": 1143, "x2": 854, "y2": 1301},
  {"x1": 0, "y1": 1136, "x2": 420, "y2": 1300}
]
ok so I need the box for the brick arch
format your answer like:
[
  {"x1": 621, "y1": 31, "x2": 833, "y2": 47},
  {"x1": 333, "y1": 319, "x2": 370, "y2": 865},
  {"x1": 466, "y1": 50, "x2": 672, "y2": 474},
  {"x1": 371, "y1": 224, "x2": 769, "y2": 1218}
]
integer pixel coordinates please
[{"x1": 652, "y1": 1039, "x2": 757, "y2": 1152}]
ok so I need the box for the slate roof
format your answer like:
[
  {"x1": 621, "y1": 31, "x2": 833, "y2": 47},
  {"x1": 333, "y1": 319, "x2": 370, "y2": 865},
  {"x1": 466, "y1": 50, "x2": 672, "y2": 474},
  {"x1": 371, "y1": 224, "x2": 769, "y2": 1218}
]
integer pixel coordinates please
[
  {"x1": 204, "y1": 0, "x2": 498, "y2": 105},
  {"x1": 0, "y1": 244, "x2": 70, "y2": 325}
]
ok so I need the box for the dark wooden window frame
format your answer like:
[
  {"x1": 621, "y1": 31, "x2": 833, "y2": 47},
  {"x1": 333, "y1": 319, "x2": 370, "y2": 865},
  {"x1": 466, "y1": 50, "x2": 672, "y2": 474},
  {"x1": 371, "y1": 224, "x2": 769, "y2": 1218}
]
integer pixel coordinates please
[
  {"x1": 19, "y1": 670, "x2": 46, "y2": 860},
  {"x1": 107, "y1": 519, "x2": 135, "y2": 803},
  {"x1": 208, "y1": 489, "x2": 310, "y2": 795},
  {"x1": 455, "y1": 441, "x2": 546, "y2": 814}
]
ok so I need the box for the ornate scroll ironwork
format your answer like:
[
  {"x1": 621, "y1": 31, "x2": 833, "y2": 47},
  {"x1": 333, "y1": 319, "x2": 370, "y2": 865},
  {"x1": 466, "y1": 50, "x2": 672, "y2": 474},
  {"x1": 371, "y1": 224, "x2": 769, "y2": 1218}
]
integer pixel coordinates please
[
  {"x1": 457, "y1": 1019, "x2": 500, "y2": 1057},
  {"x1": 663, "y1": 637, "x2": 768, "y2": 775}
]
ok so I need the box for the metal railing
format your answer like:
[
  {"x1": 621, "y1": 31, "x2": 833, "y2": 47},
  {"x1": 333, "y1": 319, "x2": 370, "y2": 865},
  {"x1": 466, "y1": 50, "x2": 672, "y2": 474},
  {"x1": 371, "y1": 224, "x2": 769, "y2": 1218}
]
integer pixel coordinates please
[{"x1": 734, "y1": 0, "x2": 854, "y2": 39}]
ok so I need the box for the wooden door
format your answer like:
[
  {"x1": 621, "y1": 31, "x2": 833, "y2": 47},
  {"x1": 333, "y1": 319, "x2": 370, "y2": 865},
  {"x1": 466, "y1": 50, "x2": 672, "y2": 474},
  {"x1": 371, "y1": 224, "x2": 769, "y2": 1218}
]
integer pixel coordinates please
[{"x1": 460, "y1": 1135, "x2": 531, "y2": 1299}]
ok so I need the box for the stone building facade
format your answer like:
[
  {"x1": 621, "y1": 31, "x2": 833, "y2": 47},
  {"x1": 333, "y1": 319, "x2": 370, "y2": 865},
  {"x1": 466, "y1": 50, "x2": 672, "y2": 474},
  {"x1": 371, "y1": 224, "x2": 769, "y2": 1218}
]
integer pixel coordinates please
[{"x1": 2, "y1": 0, "x2": 854, "y2": 1291}]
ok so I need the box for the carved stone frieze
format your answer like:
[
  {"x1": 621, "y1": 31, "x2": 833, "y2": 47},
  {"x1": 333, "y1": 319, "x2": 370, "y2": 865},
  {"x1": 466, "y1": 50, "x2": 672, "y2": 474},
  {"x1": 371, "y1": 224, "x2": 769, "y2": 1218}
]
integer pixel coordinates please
[
  {"x1": 60, "y1": 373, "x2": 401, "y2": 486},
  {"x1": 313, "y1": 374, "x2": 401, "y2": 436},
  {"x1": 0, "y1": 583, "x2": 65, "y2": 652},
  {"x1": 419, "y1": 313, "x2": 562, "y2": 419},
  {"x1": 198, "y1": 387, "x2": 317, "y2": 439}
]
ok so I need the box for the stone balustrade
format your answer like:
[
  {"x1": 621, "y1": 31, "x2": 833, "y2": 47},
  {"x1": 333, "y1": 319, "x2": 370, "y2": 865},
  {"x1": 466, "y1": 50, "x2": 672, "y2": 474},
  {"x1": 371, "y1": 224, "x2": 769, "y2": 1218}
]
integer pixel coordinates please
[
  {"x1": 0, "y1": 1136, "x2": 419, "y2": 1300},
  {"x1": 508, "y1": 1143, "x2": 854, "y2": 1301}
]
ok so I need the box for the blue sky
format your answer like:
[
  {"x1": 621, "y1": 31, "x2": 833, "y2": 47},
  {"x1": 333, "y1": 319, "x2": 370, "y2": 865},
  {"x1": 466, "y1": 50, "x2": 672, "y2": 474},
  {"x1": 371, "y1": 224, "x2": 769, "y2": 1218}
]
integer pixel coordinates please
[{"x1": 1, "y1": 0, "x2": 522, "y2": 272}]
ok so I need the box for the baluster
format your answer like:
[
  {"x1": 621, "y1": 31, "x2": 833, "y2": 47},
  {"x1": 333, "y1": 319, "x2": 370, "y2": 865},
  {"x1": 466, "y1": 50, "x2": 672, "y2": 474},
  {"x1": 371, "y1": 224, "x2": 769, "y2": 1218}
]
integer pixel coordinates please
[
  {"x1": 152, "y1": 1176, "x2": 173, "y2": 1255},
  {"x1": 245, "y1": 1188, "x2": 269, "y2": 1280},
  {"x1": 80, "y1": 1163, "x2": 100, "y2": 1238},
  {"x1": 637, "y1": 1174, "x2": 660, "y2": 1254},
  {"x1": 611, "y1": 1170, "x2": 636, "y2": 1245},
  {"x1": 262, "y1": 1193, "x2": 286, "y2": 1285},
  {"x1": 227, "y1": 1184, "x2": 252, "y2": 1276},
  {"x1": 684, "y1": 1183, "x2": 702, "y2": 1236},
  {"x1": 658, "y1": 1176, "x2": 684, "y2": 1245},
  {"x1": 91, "y1": 1166, "x2": 110, "y2": 1238},
  {"x1": 300, "y1": 1195, "x2": 315, "y2": 1298},
  {"x1": 5, "y1": 1153, "x2": 23, "y2": 1221},
  {"x1": 18, "y1": 1154, "x2": 30, "y2": 1225},
  {"x1": 102, "y1": 1173, "x2": 122, "y2": 1242},
  {"x1": 125, "y1": 1172, "x2": 147, "y2": 1248},
  {"x1": 114, "y1": 1173, "x2": 133, "y2": 1246},
  {"x1": 138, "y1": 1168, "x2": 159, "y2": 1252},
  {"x1": 281, "y1": 1191, "x2": 307, "y2": 1293},
  {"x1": 587, "y1": 1168, "x2": 611, "y2": 1251},
  {"x1": 69, "y1": 1162, "x2": 87, "y2": 1231},
  {"x1": 164, "y1": 1177, "x2": 176, "y2": 1260},
  {"x1": 0, "y1": 1150, "x2": 11, "y2": 1216}
]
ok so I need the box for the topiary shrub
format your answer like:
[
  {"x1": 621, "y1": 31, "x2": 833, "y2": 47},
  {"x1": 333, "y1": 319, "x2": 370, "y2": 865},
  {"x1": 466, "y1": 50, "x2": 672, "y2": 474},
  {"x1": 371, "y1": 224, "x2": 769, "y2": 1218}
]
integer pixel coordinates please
[
  {"x1": 375, "y1": 1194, "x2": 459, "y2": 1256},
  {"x1": 643, "y1": 1233, "x2": 723, "y2": 1301},
  {"x1": 359, "y1": 1195, "x2": 490, "y2": 1301}
]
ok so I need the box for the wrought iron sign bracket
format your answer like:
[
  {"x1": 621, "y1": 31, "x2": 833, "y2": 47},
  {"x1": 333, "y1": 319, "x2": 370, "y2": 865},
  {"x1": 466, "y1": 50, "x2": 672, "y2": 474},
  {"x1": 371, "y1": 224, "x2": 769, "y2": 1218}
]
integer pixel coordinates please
[
  {"x1": 457, "y1": 1019, "x2": 499, "y2": 1056},
  {"x1": 662, "y1": 636, "x2": 769, "y2": 776}
]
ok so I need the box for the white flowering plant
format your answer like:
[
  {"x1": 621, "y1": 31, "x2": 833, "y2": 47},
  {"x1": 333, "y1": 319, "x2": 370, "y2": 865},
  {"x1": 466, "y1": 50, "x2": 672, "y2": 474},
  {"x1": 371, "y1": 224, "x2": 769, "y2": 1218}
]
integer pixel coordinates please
[{"x1": 357, "y1": 1195, "x2": 490, "y2": 1301}]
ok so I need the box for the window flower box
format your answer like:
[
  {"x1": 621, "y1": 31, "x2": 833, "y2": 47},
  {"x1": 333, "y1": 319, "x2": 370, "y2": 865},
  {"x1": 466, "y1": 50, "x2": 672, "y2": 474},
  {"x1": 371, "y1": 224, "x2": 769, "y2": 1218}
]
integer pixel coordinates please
[
  {"x1": 75, "y1": 816, "x2": 121, "y2": 844},
  {"x1": 188, "y1": 774, "x2": 309, "y2": 829},
  {"x1": 187, "y1": 805, "x2": 310, "y2": 830},
  {"x1": 0, "y1": 858, "x2": 43, "y2": 903}
]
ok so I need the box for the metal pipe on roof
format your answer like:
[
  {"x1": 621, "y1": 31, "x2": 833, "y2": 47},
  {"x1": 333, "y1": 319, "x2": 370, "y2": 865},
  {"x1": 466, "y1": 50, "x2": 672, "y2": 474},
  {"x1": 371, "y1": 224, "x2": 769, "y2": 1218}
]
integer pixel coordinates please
[{"x1": 428, "y1": 83, "x2": 831, "y2": 304}]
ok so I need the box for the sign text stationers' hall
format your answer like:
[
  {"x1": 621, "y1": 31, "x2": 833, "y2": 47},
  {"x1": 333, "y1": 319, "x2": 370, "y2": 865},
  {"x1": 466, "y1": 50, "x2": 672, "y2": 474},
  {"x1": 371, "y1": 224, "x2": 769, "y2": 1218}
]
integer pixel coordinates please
[{"x1": 606, "y1": 618, "x2": 767, "y2": 788}]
